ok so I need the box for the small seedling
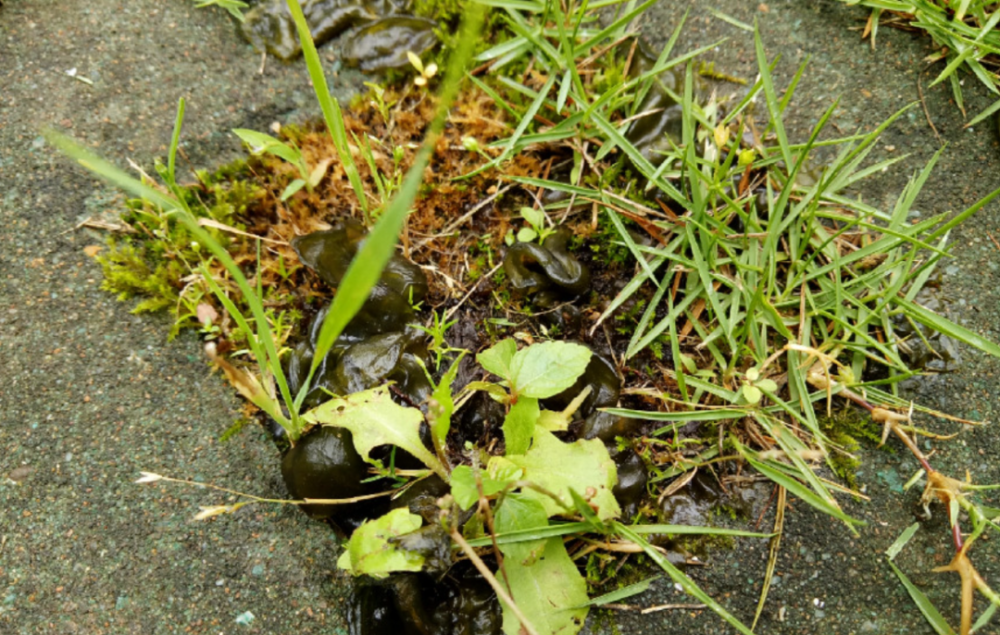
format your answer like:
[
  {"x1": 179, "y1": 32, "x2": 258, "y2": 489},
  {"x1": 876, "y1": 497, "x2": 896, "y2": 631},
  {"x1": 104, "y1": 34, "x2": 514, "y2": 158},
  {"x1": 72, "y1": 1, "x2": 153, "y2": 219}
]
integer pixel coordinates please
[
  {"x1": 737, "y1": 367, "x2": 777, "y2": 406},
  {"x1": 505, "y1": 206, "x2": 556, "y2": 246},
  {"x1": 232, "y1": 128, "x2": 329, "y2": 201},
  {"x1": 364, "y1": 81, "x2": 397, "y2": 123},
  {"x1": 407, "y1": 51, "x2": 438, "y2": 87}
]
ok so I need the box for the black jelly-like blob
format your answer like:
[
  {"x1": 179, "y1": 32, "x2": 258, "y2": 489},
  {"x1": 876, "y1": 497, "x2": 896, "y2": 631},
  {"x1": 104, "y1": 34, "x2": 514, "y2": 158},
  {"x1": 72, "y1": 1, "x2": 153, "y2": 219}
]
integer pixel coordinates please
[
  {"x1": 453, "y1": 391, "x2": 505, "y2": 447},
  {"x1": 343, "y1": 16, "x2": 438, "y2": 71},
  {"x1": 657, "y1": 472, "x2": 722, "y2": 529},
  {"x1": 241, "y1": 0, "x2": 409, "y2": 60},
  {"x1": 624, "y1": 42, "x2": 707, "y2": 168},
  {"x1": 577, "y1": 410, "x2": 640, "y2": 445},
  {"x1": 543, "y1": 346, "x2": 619, "y2": 417},
  {"x1": 348, "y1": 565, "x2": 502, "y2": 635},
  {"x1": 288, "y1": 222, "x2": 432, "y2": 409},
  {"x1": 503, "y1": 229, "x2": 590, "y2": 296},
  {"x1": 280, "y1": 426, "x2": 384, "y2": 528},
  {"x1": 610, "y1": 446, "x2": 647, "y2": 517},
  {"x1": 575, "y1": 411, "x2": 647, "y2": 517},
  {"x1": 390, "y1": 475, "x2": 449, "y2": 523},
  {"x1": 293, "y1": 220, "x2": 428, "y2": 303}
]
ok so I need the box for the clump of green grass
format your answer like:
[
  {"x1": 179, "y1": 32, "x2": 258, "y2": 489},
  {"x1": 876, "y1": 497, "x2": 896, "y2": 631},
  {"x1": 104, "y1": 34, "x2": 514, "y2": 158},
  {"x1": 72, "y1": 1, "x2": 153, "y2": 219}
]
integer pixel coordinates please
[{"x1": 51, "y1": 1, "x2": 1000, "y2": 634}]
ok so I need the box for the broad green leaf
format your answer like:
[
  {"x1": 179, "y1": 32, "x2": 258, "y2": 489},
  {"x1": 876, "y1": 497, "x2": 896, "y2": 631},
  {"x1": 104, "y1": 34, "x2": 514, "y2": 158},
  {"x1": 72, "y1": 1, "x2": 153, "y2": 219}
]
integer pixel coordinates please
[
  {"x1": 510, "y1": 341, "x2": 592, "y2": 399},
  {"x1": 517, "y1": 227, "x2": 538, "y2": 243},
  {"x1": 537, "y1": 386, "x2": 592, "y2": 432},
  {"x1": 303, "y1": 385, "x2": 447, "y2": 481},
  {"x1": 742, "y1": 385, "x2": 762, "y2": 405},
  {"x1": 450, "y1": 464, "x2": 520, "y2": 511},
  {"x1": 520, "y1": 206, "x2": 546, "y2": 229},
  {"x1": 495, "y1": 493, "x2": 549, "y2": 566},
  {"x1": 337, "y1": 508, "x2": 424, "y2": 578},
  {"x1": 504, "y1": 397, "x2": 540, "y2": 455},
  {"x1": 536, "y1": 409, "x2": 569, "y2": 431},
  {"x1": 499, "y1": 535, "x2": 588, "y2": 635},
  {"x1": 478, "y1": 338, "x2": 518, "y2": 381},
  {"x1": 508, "y1": 428, "x2": 620, "y2": 520}
]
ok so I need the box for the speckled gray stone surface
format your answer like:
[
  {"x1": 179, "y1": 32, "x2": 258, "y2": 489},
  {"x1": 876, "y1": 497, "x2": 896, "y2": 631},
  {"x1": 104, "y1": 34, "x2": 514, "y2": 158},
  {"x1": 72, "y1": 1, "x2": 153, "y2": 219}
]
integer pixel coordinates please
[{"x1": 2, "y1": 1, "x2": 999, "y2": 634}]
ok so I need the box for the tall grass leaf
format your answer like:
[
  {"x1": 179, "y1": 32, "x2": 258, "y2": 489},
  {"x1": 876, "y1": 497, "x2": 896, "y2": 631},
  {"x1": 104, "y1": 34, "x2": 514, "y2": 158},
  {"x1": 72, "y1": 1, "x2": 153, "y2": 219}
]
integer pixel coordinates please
[
  {"x1": 927, "y1": 183, "x2": 1000, "y2": 241},
  {"x1": 603, "y1": 207, "x2": 661, "y2": 288},
  {"x1": 966, "y1": 95, "x2": 1000, "y2": 128},
  {"x1": 885, "y1": 522, "x2": 921, "y2": 560},
  {"x1": 897, "y1": 298, "x2": 1000, "y2": 358},
  {"x1": 602, "y1": 407, "x2": 747, "y2": 423},
  {"x1": 887, "y1": 560, "x2": 957, "y2": 635},
  {"x1": 614, "y1": 523, "x2": 756, "y2": 635},
  {"x1": 44, "y1": 130, "x2": 302, "y2": 435},
  {"x1": 295, "y1": 3, "x2": 487, "y2": 411},
  {"x1": 285, "y1": 0, "x2": 369, "y2": 219},
  {"x1": 577, "y1": 577, "x2": 659, "y2": 607},
  {"x1": 168, "y1": 97, "x2": 185, "y2": 185},
  {"x1": 754, "y1": 21, "x2": 792, "y2": 170}
]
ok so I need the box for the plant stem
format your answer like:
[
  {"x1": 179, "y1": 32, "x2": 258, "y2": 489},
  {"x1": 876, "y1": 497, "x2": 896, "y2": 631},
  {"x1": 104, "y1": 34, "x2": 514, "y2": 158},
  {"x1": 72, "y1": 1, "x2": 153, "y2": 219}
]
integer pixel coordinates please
[{"x1": 450, "y1": 528, "x2": 542, "y2": 635}]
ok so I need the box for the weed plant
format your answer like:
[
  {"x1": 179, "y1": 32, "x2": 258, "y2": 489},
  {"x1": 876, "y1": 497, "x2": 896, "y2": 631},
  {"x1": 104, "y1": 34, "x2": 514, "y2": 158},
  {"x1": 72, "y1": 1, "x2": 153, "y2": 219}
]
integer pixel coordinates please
[{"x1": 49, "y1": 1, "x2": 1000, "y2": 634}]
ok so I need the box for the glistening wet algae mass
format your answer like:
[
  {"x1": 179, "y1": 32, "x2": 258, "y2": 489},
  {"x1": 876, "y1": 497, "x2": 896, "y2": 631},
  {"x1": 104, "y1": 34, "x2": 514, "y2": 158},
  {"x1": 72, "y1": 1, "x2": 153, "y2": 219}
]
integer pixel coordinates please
[
  {"x1": 3, "y1": 2, "x2": 1000, "y2": 635},
  {"x1": 242, "y1": 0, "x2": 438, "y2": 68}
]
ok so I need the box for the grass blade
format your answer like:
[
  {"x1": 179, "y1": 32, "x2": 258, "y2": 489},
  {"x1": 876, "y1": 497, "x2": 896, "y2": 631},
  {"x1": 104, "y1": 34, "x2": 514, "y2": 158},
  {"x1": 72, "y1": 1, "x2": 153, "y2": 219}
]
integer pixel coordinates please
[
  {"x1": 285, "y1": 0, "x2": 369, "y2": 220},
  {"x1": 887, "y1": 559, "x2": 957, "y2": 635},
  {"x1": 294, "y1": 3, "x2": 487, "y2": 412}
]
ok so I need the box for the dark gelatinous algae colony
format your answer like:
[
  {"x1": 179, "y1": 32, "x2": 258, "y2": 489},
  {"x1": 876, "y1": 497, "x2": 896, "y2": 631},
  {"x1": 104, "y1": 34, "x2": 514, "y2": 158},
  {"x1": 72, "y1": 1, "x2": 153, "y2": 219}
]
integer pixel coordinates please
[
  {"x1": 275, "y1": 207, "x2": 768, "y2": 631},
  {"x1": 241, "y1": 0, "x2": 437, "y2": 68},
  {"x1": 248, "y1": 16, "x2": 753, "y2": 631}
]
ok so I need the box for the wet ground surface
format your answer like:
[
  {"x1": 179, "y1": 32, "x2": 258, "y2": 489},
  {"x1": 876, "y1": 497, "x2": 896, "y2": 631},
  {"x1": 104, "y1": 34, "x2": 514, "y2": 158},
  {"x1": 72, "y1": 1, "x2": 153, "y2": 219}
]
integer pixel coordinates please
[{"x1": 1, "y1": 1, "x2": 998, "y2": 634}]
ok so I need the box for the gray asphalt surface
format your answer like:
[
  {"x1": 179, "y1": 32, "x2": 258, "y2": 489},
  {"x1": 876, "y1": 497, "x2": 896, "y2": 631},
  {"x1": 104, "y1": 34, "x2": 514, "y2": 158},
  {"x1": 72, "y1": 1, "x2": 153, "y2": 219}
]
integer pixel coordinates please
[{"x1": 2, "y1": 1, "x2": 999, "y2": 634}]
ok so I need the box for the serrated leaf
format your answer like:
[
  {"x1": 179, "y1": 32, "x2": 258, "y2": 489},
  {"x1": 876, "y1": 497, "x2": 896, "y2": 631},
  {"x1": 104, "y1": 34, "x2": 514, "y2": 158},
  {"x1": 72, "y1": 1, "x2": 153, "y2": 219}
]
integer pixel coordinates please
[
  {"x1": 510, "y1": 341, "x2": 592, "y2": 399},
  {"x1": 504, "y1": 397, "x2": 539, "y2": 455},
  {"x1": 478, "y1": 338, "x2": 518, "y2": 381},
  {"x1": 507, "y1": 428, "x2": 620, "y2": 520},
  {"x1": 499, "y1": 534, "x2": 588, "y2": 635},
  {"x1": 302, "y1": 385, "x2": 446, "y2": 480},
  {"x1": 337, "y1": 508, "x2": 425, "y2": 578},
  {"x1": 464, "y1": 380, "x2": 510, "y2": 401}
]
